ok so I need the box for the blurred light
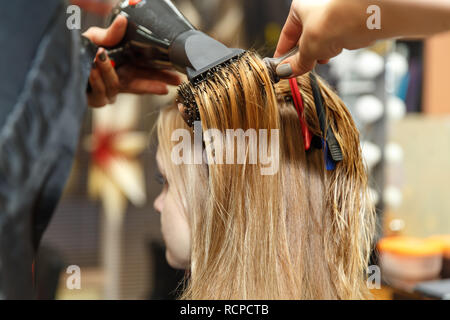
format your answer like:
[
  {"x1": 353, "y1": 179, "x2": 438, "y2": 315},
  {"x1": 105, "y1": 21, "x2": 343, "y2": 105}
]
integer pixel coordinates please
[
  {"x1": 361, "y1": 141, "x2": 382, "y2": 170},
  {"x1": 385, "y1": 143, "x2": 404, "y2": 164},
  {"x1": 355, "y1": 95, "x2": 384, "y2": 124},
  {"x1": 384, "y1": 186, "x2": 403, "y2": 209},
  {"x1": 386, "y1": 51, "x2": 409, "y2": 93},
  {"x1": 386, "y1": 52, "x2": 409, "y2": 79},
  {"x1": 387, "y1": 96, "x2": 406, "y2": 120},
  {"x1": 389, "y1": 219, "x2": 405, "y2": 232},
  {"x1": 354, "y1": 50, "x2": 384, "y2": 79}
]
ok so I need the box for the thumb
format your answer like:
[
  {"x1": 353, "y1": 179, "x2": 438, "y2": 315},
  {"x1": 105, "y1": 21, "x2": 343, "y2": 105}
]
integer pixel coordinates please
[
  {"x1": 83, "y1": 15, "x2": 128, "y2": 47},
  {"x1": 276, "y1": 47, "x2": 316, "y2": 78}
]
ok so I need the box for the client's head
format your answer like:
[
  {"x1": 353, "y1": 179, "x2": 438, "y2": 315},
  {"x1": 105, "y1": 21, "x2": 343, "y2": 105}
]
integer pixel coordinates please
[{"x1": 154, "y1": 51, "x2": 376, "y2": 299}]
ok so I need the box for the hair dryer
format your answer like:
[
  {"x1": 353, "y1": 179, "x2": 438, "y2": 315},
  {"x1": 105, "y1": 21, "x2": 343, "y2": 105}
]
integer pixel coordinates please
[{"x1": 106, "y1": 0, "x2": 244, "y2": 82}]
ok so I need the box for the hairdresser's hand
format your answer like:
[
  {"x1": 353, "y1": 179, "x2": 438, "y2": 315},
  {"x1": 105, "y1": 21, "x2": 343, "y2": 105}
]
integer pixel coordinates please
[
  {"x1": 275, "y1": 0, "x2": 450, "y2": 78},
  {"x1": 83, "y1": 15, "x2": 181, "y2": 107},
  {"x1": 275, "y1": 0, "x2": 376, "y2": 78}
]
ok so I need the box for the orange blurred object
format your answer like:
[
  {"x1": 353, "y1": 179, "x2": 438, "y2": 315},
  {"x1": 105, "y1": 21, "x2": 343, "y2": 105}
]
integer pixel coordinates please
[
  {"x1": 428, "y1": 235, "x2": 450, "y2": 278},
  {"x1": 378, "y1": 237, "x2": 443, "y2": 256},
  {"x1": 378, "y1": 237, "x2": 443, "y2": 281}
]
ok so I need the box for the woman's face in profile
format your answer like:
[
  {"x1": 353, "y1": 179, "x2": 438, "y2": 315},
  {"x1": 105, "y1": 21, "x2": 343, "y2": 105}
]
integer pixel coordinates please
[{"x1": 153, "y1": 149, "x2": 191, "y2": 270}]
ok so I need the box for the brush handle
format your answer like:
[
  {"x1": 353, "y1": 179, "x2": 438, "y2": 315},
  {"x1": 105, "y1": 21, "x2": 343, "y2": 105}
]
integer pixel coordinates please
[
  {"x1": 309, "y1": 73, "x2": 327, "y2": 135},
  {"x1": 263, "y1": 46, "x2": 299, "y2": 83},
  {"x1": 85, "y1": 40, "x2": 128, "y2": 93}
]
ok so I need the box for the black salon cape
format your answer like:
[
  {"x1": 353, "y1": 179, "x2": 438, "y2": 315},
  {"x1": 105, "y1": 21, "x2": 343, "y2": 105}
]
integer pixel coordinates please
[{"x1": 0, "y1": 0, "x2": 95, "y2": 299}]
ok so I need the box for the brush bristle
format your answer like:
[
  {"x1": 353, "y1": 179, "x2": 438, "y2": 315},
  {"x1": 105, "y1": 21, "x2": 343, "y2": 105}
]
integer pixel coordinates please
[
  {"x1": 177, "y1": 52, "x2": 248, "y2": 127},
  {"x1": 191, "y1": 52, "x2": 246, "y2": 85}
]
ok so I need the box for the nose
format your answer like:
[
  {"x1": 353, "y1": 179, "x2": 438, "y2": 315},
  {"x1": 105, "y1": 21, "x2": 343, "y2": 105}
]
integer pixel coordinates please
[{"x1": 153, "y1": 193, "x2": 163, "y2": 213}]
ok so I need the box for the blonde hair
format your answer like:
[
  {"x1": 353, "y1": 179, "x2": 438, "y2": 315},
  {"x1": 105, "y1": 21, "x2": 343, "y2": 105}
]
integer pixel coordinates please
[{"x1": 156, "y1": 51, "x2": 376, "y2": 299}]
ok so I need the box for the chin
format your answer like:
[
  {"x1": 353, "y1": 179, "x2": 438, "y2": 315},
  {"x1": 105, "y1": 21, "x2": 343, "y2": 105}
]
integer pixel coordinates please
[{"x1": 166, "y1": 250, "x2": 189, "y2": 270}]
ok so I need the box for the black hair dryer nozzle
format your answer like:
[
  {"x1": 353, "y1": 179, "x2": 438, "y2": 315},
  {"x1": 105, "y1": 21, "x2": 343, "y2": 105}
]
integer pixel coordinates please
[{"x1": 107, "y1": 0, "x2": 244, "y2": 82}]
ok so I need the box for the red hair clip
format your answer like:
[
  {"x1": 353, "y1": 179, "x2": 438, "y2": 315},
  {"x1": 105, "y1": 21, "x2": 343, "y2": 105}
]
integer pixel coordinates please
[{"x1": 289, "y1": 78, "x2": 312, "y2": 150}]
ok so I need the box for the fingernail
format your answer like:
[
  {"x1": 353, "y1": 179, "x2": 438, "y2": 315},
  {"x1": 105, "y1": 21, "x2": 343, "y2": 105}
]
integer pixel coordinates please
[
  {"x1": 178, "y1": 103, "x2": 186, "y2": 114},
  {"x1": 276, "y1": 63, "x2": 293, "y2": 78},
  {"x1": 99, "y1": 51, "x2": 107, "y2": 62}
]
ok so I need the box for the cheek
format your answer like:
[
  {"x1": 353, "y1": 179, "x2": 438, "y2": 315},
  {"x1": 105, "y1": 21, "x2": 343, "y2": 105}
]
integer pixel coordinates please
[{"x1": 160, "y1": 189, "x2": 191, "y2": 269}]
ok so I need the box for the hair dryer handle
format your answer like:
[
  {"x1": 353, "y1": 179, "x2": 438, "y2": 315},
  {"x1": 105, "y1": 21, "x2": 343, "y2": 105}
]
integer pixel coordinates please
[
  {"x1": 86, "y1": 44, "x2": 128, "y2": 93},
  {"x1": 106, "y1": 46, "x2": 128, "y2": 69}
]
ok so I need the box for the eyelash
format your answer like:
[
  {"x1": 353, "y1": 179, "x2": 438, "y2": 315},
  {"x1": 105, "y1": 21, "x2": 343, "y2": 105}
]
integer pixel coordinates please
[{"x1": 155, "y1": 172, "x2": 167, "y2": 186}]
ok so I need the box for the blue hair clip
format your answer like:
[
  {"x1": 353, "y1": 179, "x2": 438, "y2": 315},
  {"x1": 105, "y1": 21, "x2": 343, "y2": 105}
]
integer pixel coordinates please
[
  {"x1": 309, "y1": 73, "x2": 343, "y2": 171},
  {"x1": 323, "y1": 138, "x2": 337, "y2": 171}
]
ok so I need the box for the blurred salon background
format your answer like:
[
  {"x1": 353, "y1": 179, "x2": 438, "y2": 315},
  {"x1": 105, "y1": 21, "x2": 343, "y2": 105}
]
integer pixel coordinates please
[{"x1": 35, "y1": 0, "x2": 450, "y2": 300}]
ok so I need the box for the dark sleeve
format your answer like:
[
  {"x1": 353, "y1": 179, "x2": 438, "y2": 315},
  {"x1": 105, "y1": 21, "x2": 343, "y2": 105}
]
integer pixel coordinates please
[{"x1": 0, "y1": 0, "x2": 96, "y2": 299}]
